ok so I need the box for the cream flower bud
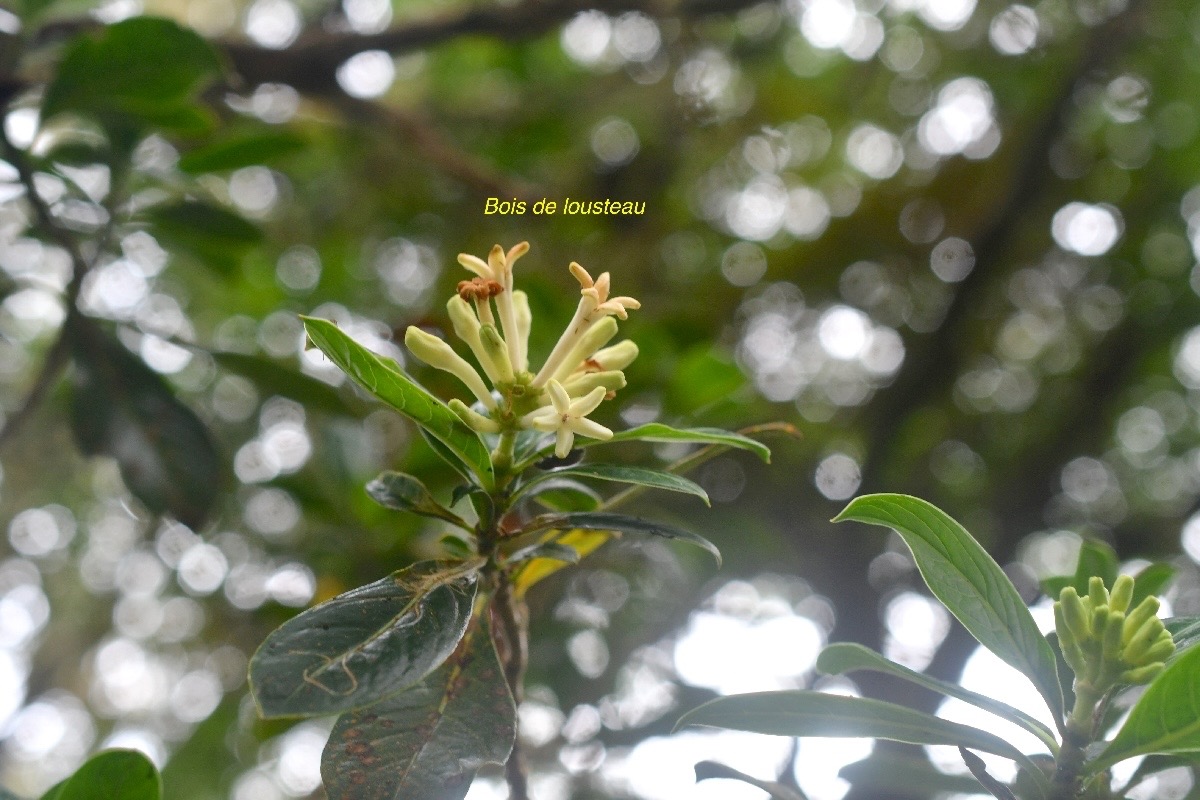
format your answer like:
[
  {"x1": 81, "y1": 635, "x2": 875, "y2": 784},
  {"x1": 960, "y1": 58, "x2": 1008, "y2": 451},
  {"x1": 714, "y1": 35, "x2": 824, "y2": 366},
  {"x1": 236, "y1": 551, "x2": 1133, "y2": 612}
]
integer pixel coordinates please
[
  {"x1": 549, "y1": 316, "x2": 619, "y2": 384},
  {"x1": 512, "y1": 290, "x2": 532, "y2": 374},
  {"x1": 404, "y1": 326, "x2": 496, "y2": 409},
  {"x1": 447, "y1": 296, "x2": 505, "y2": 385},
  {"x1": 448, "y1": 398, "x2": 500, "y2": 434},
  {"x1": 579, "y1": 340, "x2": 639, "y2": 373},
  {"x1": 480, "y1": 325, "x2": 515, "y2": 382},
  {"x1": 555, "y1": 370, "x2": 626, "y2": 402}
]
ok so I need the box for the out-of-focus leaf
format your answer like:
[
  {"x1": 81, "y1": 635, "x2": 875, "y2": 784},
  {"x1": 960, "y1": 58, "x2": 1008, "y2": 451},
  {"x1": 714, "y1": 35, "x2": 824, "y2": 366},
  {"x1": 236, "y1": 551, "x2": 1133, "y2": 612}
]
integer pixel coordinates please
[
  {"x1": 1041, "y1": 538, "x2": 1118, "y2": 600},
  {"x1": 70, "y1": 321, "x2": 220, "y2": 529},
  {"x1": 503, "y1": 540, "x2": 579, "y2": 566},
  {"x1": 838, "y1": 753, "x2": 985, "y2": 796},
  {"x1": 676, "y1": 691, "x2": 1047, "y2": 783},
  {"x1": 959, "y1": 747, "x2": 1017, "y2": 800},
  {"x1": 528, "y1": 478, "x2": 602, "y2": 512},
  {"x1": 303, "y1": 318, "x2": 494, "y2": 489},
  {"x1": 146, "y1": 201, "x2": 262, "y2": 276},
  {"x1": 211, "y1": 351, "x2": 354, "y2": 415},
  {"x1": 1092, "y1": 642, "x2": 1200, "y2": 771},
  {"x1": 513, "y1": 529, "x2": 609, "y2": 594},
  {"x1": 526, "y1": 510, "x2": 721, "y2": 565},
  {"x1": 39, "y1": 750, "x2": 160, "y2": 800},
  {"x1": 366, "y1": 471, "x2": 470, "y2": 529},
  {"x1": 1165, "y1": 617, "x2": 1200, "y2": 655},
  {"x1": 693, "y1": 760, "x2": 806, "y2": 800},
  {"x1": 249, "y1": 559, "x2": 482, "y2": 718},
  {"x1": 600, "y1": 423, "x2": 771, "y2": 463},
  {"x1": 1130, "y1": 562, "x2": 1176, "y2": 607},
  {"x1": 518, "y1": 463, "x2": 709, "y2": 505},
  {"x1": 321, "y1": 621, "x2": 516, "y2": 800},
  {"x1": 41, "y1": 18, "x2": 220, "y2": 131},
  {"x1": 178, "y1": 131, "x2": 307, "y2": 173},
  {"x1": 1121, "y1": 754, "x2": 1198, "y2": 794},
  {"x1": 816, "y1": 643, "x2": 1058, "y2": 750},
  {"x1": 834, "y1": 494, "x2": 1064, "y2": 725},
  {"x1": 667, "y1": 346, "x2": 746, "y2": 412}
]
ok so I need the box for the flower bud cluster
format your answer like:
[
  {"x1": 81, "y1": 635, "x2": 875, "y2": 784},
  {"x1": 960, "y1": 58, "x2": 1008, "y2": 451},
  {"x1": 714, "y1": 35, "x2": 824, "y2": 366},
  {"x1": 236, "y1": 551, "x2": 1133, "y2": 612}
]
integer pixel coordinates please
[
  {"x1": 1054, "y1": 575, "x2": 1174, "y2": 691},
  {"x1": 403, "y1": 242, "x2": 640, "y2": 458}
]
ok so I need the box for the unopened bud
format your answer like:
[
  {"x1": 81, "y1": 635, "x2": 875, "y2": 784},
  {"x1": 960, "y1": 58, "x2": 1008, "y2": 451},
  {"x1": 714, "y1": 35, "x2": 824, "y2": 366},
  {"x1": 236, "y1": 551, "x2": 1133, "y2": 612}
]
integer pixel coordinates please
[
  {"x1": 557, "y1": 370, "x2": 627, "y2": 401},
  {"x1": 1119, "y1": 663, "x2": 1164, "y2": 685},
  {"x1": 448, "y1": 398, "x2": 500, "y2": 433},
  {"x1": 1134, "y1": 635, "x2": 1175, "y2": 667},
  {"x1": 405, "y1": 326, "x2": 496, "y2": 409},
  {"x1": 1059, "y1": 587, "x2": 1092, "y2": 642},
  {"x1": 583, "y1": 340, "x2": 639, "y2": 372},
  {"x1": 1088, "y1": 576, "x2": 1110, "y2": 609},
  {"x1": 1108, "y1": 574, "x2": 1134, "y2": 614},
  {"x1": 512, "y1": 290, "x2": 532, "y2": 373},
  {"x1": 1123, "y1": 596, "x2": 1161, "y2": 646},
  {"x1": 480, "y1": 325, "x2": 515, "y2": 382},
  {"x1": 447, "y1": 296, "x2": 504, "y2": 385},
  {"x1": 1101, "y1": 610, "x2": 1125, "y2": 664},
  {"x1": 550, "y1": 316, "x2": 619, "y2": 383}
]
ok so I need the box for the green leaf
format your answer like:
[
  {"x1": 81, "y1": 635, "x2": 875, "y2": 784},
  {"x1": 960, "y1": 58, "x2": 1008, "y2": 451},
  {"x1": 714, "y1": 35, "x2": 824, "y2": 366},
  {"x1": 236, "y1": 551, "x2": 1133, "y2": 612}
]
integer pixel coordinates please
[
  {"x1": 1165, "y1": 617, "x2": 1200, "y2": 655},
  {"x1": 39, "y1": 750, "x2": 161, "y2": 800},
  {"x1": 816, "y1": 643, "x2": 1059, "y2": 751},
  {"x1": 526, "y1": 511, "x2": 721, "y2": 565},
  {"x1": 249, "y1": 560, "x2": 482, "y2": 719},
  {"x1": 366, "y1": 471, "x2": 471, "y2": 529},
  {"x1": 838, "y1": 753, "x2": 986, "y2": 796},
  {"x1": 1092, "y1": 640, "x2": 1200, "y2": 771},
  {"x1": 527, "y1": 478, "x2": 602, "y2": 512},
  {"x1": 676, "y1": 691, "x2": 1047, "y2": 781},
  {"x1": 518, "y1": 463, "x2": 709, "y2": 505},
  {"x1": 145, "y1": 201, "x2": 262, "y2": 276},
  {"x1": 503, "y1": 541, "x2": 580, "y2": 566},
  {"x1": 211, "y1": 351, "x2": 355, "y2": 416},
  {"x1": 42, "y1": 17, "x2": 220, "y2": 129},
  {"x1": 693, "y1": 761, "x2": 807, "y2": 800},
  {"x1": 601, "y1": 423, "x2": 771, "y2": 463},
  {"x1": 322, "y1": 621, "x2": 516, "y2": 800},
  {"x1": 1042, "y1": 538, "x2": 1118, "y2": 600},
  {"x1": 178, "y1": 131, "x2": 307, "y2": 173},
  {"x1": 1130, "y1": 562, "x2": 1176, "y2": 608},
  {"x1": 1121, "y1": 753, "x2": 1199, "y2": 794},
  {"x1": 70, "y1": 320, "x2": 221, "y2": 529},
  {"x1": 833, "y1": 494, "x2": 1064, "y2": 725},
  {"x1": 302, "y1": 318, "x2": 494, "y2": 489}
]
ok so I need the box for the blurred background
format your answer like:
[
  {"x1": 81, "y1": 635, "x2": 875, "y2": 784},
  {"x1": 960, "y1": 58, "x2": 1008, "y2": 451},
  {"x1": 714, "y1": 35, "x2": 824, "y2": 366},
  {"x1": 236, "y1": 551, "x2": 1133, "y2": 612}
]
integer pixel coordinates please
[{"x1": 1, "y1": 0, "x2": 1199, "y2": 797}]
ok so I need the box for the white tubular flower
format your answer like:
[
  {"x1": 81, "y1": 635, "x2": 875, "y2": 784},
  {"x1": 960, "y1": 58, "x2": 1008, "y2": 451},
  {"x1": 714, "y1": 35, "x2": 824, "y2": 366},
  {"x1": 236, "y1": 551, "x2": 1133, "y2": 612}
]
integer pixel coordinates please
[
  {"x1": 447, "y1": 296, "x2": 506, "y2": 386},
  {"x1": 491, "y1": 242, "x2": 528, "y2": 372},
  {"x1": 448, "y1": 398, "x2": 500, "y2": 434},
  {"x1": 512, "y1": 289, "x2": 532, "y2": 375},
  {"x1": 522, "y1": 381, "x2": 612, "y2": 457},
  {"x1": 404, "y1": 326, "x2": 496, "y2": 409},
  {"x1": 548, "y1": 316, "x2": 618, "y2": 384},
  {"x1": 532, "y1": 262, "x2": 640, "y2": 388},
  {"x1": 576, "y1": 340, "x2": 639, "y2": 373}
]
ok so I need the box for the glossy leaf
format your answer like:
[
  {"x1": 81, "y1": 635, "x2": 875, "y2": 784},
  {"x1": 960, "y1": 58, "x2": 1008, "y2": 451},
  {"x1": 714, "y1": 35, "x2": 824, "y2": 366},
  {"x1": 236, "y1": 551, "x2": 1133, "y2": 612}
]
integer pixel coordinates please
[
  {"x1": 600, "y1": 423, "x2": 771, "y2": 463},
  {"x1": 519, "y1": 463, "x2": 709, "y2": 505},
  {"x1": 322, "y1": 622, "x2": 516, "y2": 800},
  {"x1": 178, "y1": 131, "x2": 307, "y2": 173},
  {"x1": 42, "y1": 18, "x2": 220, "y2": 129},
  {"x1": 1092, "y1": 640, "x2": 1200, "y2": 771},
  {"x1": 834, "y1": 494, "x2": 1063, "y2": 724},
  {"x1": 146, "y1": 201, "x2": 262, "y2": 276},
  {"x1": 513, "y1": 529, "x2": 610, "y2": 594},
  {"x1": 249, "y1": 560, "x2": 482, "y2": 718},
  {"x1": 366, "y1": 471, "x2": 470, "y2": 529},
  {"x1": 503, "y1": 541, "x2": 580, "y2": 566},
  {"x1": 39, "y1": 750, "x2": 160, "y2": 800},
  {"x1": 527, "y1": 478, "x2": 602, "y2": 512},
  {"x1": 303, "y1": 317, "x2": 494, "y2": 488},
  {"x1": 676, "y1": 691, "x2": 1046, "y2": 781},
  {"x1": 816, "y1": 643, "x2": 1058, "y2": 751},
  {"x1": 838, "y1": 753, "x2": 985, "y2": 796},
  {"x1": 526, "y1": 511, "x2": 721, "y2": 565},
  {"x1": 70, "y1": 321, "x2": 220, "y2": 529}
]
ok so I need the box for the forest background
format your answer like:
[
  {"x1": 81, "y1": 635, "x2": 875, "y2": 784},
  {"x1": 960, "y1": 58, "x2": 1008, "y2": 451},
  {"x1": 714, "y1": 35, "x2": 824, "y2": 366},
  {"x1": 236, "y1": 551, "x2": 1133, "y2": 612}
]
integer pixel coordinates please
[{"x1": 0, "y1": 0, "x2": 1199, "y2": 797}]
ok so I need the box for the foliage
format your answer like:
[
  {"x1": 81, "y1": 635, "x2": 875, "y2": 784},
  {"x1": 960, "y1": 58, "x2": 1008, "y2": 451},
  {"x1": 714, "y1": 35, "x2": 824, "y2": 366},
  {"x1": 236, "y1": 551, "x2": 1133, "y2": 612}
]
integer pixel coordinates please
[{"x1": 678, "y1": 494, "x2": 1196, "y2": 800}]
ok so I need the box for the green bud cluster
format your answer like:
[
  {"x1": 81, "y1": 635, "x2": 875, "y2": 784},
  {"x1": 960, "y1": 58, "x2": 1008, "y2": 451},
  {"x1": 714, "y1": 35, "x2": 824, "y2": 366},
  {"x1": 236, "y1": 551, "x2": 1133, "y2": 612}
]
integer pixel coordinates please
[{"x1": 1053, "y1": 575, "x2": 1174, "y2": 691}]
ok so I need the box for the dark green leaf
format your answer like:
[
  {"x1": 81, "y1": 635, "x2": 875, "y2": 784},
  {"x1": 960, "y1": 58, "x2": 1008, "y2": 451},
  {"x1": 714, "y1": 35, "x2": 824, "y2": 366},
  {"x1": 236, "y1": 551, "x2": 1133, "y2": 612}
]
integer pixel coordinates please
[
  {"x1": 503, "y1": 541, "x2": 580, "y2": 566},
  {"x1": 211, "y1": 351, "x2": 354, "y2": 416},
  {"x1": 693, "y1": 761, "x2": 807, "y2": 800},
  {"x1": 39, "y1": 750, "x2": 160, "y2": 800},
  {"x1": 667, "y1": 346, "x2": 746, "y2": 412},
  {"x1": 145, "y1": 201, "x2": 262, "y2": 276},
  {"x1": 523, "y1": 478, "x2": 602, "y2": 512},
  {"x1": 816, "y1": 643, "x2": 1058, "y2": 750},
  {"x1": 675, "y1": 691, "x2": 1047, "y2": 782},
  {"x1": 302, "y1": 318, "x2": 494, "y2": 489},
  {"x1": 601, "y1": 424, "x2": 771, "y2": 463},
  {"x1": 1093, "y1": 640, "x2": 1200, "y2": 771},
  {"x1": 70, "y1": 321, "x2": 221, "y2": 529},
  {"x1": 959, "y1": 747, "x2": 1017, "y2": 800},
  {"x1": 838, "y1": 753, "x2": 985, "y2": 796},
  {"x1": 322, "y1": 621, "x2": 516, "y2": 800},
  {"x1": 249, "y1": 560, "x2": 482, "y2": 719},
  {"x1": 1042, "y1": 538, "x2": 1118, "y2": 600},
  {"x1": 366, "y1": 471, "x2": 471, "y2": 529},
  {"x1": 527, "y1": 511, "x2": 721, "y2": 565},
  {"x1": 178, "y1": 131, "x2": 307, "y2": 173},
  {"x1": 1165, "y1": 617, "x2": 1200, "y2": 655},
  {"x1": 833, "y1": 495, "x2": 1064, "y2": 725},
  {"x1": 519, "y1": 463, "x2": 709, "y2": 505},
  {"x1": 1130, "y1": 562, "x2": 1176, "y2": 608},
  {"x1": 42, "y1": 18, "x2": 220, "y2": 129}
]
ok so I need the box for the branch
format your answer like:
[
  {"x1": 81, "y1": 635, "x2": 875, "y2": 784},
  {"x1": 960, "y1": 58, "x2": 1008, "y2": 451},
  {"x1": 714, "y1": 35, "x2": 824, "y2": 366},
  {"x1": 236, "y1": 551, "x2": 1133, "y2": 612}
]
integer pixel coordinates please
[{"x1": 222, "y1": 0, "x2": 777, "y2": 94}]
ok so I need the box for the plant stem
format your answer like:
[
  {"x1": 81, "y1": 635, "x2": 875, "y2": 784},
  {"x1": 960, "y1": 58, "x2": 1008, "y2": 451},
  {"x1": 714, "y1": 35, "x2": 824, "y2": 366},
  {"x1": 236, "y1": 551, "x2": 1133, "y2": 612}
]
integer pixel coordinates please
[
  {"x1": 1051, "y1": 683, "x2": 1100, "y2": 799},
  {"x1": 492, "y1": 570, "x2": 530, "y2": 800}
]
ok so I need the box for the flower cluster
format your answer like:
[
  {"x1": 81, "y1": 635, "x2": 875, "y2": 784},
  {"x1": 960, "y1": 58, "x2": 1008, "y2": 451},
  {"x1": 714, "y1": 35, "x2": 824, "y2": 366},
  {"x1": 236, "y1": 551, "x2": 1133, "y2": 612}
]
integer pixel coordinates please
[
  {"x1": 1054, "y1": 575, "x2": 1175, "y2": 690},
  {"x1": 404, "y1": 242, "x2": 640, "y2": 458}
]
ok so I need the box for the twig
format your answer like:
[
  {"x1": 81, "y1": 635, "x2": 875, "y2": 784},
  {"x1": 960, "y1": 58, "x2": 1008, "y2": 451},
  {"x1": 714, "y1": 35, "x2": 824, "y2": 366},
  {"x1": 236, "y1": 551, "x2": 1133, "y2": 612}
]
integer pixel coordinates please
[{"x1": 491, "y1": 571, "x2": 531, "y2": 800}]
